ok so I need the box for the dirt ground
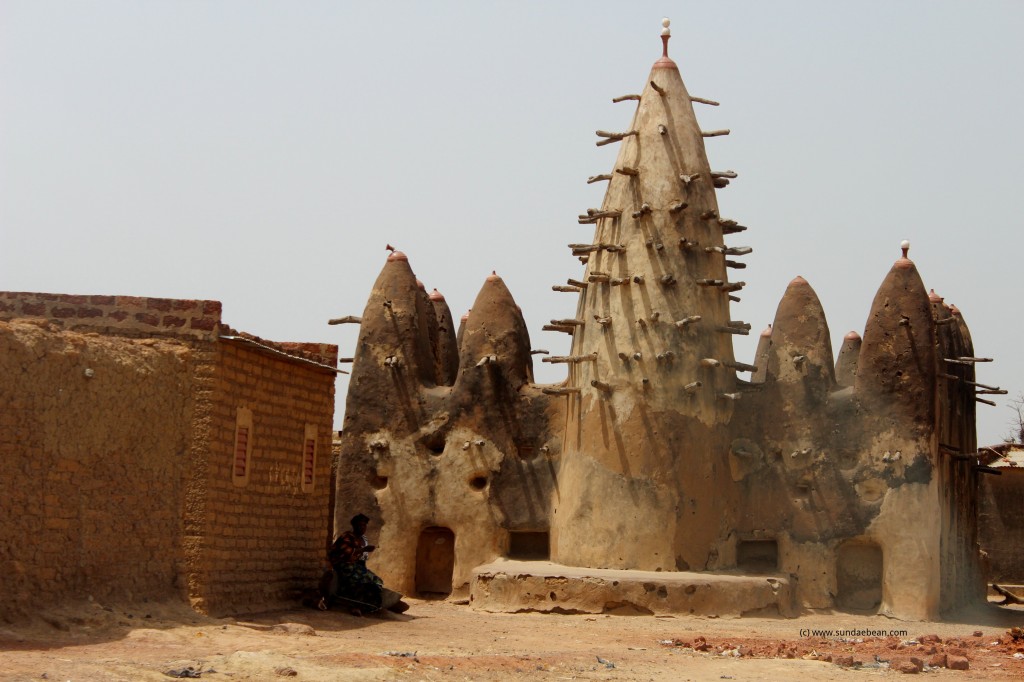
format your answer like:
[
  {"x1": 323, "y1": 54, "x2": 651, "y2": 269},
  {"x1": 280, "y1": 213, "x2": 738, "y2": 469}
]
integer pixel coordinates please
[{"x1": 1, "y1": 598, "x2": 1023, "y2": 681}]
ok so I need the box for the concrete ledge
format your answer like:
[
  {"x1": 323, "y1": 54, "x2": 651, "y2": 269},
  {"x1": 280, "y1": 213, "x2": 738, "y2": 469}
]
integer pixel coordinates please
[{"x1": 470, "y1": 559, "x2": 794, "y2": 617}]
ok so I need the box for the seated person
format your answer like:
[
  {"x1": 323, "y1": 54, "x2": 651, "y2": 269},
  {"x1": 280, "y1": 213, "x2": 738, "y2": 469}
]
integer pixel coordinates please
[{"x1": 318, "y1": 514, "x2": 408, "y2": 614}]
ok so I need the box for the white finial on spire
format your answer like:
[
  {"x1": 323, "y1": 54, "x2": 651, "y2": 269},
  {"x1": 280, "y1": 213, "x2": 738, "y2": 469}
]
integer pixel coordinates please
[
  {"x1": 900, "y1": 239, "x2": 910, "y2": 258},
  {"x1": 661, "y1": 17, "x2": 671, "y2": 37}
]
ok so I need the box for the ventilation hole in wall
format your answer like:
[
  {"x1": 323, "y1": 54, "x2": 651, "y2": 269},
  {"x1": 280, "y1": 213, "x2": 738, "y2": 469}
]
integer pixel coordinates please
[
  {"x1": 469, "y1": 475, "x2": 488, "y2": 491},
  {"x1": 421, "y1": 430, "x2": 447, "y2": 455},
  {"x1": 549, "y1": 591, "x2": 556, "y2": 600},
  {"x1": 370, "y1": 474, "x2": 389, "y2": 490}
]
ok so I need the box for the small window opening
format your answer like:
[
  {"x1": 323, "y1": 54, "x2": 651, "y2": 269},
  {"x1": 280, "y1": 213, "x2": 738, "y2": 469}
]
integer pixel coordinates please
[
  {"x1": 737, "y1": 539, "x2": 778, "y2": 574},
  {"x1": 508, "y1": 531, "x2": 550, "y2": 560},
  {"x1": 301, "y1": 423, "x2": 317, "y2": 493},
  {"x1": 233, "y1": 407, "x2": 253, "y2": 486}
]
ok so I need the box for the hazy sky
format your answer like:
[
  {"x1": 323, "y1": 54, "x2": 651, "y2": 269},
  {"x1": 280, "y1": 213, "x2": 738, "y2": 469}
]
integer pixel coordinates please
[{"x1": 3, "y1": 1, "x2": 1022, "y2": 445}]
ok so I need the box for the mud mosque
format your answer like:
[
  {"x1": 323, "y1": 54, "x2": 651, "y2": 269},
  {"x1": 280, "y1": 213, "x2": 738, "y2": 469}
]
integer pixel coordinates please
[
  {"x1": 334, "y1": 19, "x2": 994, "y2": 621},
  {"x1": 1, "y1": 20, "x2": 1012, "y2": 621}
]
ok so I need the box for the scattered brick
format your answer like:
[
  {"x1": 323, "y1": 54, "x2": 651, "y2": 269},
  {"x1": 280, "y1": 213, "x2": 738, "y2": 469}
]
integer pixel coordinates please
[
  {"x1": 108, "y1": 310, "x2": 129, "y2": 322},
  {"x1": 52, "y1": 307, "x2": 77, "y2": 318},
  {"x1": 134, "y1": 313, "x2": 159, "y2": 326},
  {"x1": 202, "y1": 300, "x2": 222, "y2": 315},
  {"x1": 928, "y1": 652, "x2": 947, "y2": 668},
  {"x1": 947, "y1": 655, "x2": 969, "y2": 670},
  {"x1": 89, "y1": 295, "x2": 115, "y2": 305},
  {"x1": 190, "y1": 317, "x2": 217, "y2": 331},
  {"x1": 77, "y1": 308, "x2": 103, "y2": 318},
  {"x1": 58, "y1": 294, "x2": 88, "y2": 304},
  {"x1": 22, "y1": 302, "x2": 46, "y2": 315},
  {"x1": 162, "y1": 316, "x2": 186, "y2": 328},
  {"x1": 146, "y1": 298, "x2": 172, "y2": 312}
]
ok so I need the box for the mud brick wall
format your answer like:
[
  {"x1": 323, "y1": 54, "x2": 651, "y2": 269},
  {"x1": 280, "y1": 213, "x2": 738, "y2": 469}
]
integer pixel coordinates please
[
  {"x1": 978, "y1": 470, "x2": 1024, "y2": 583},
  {"x1": 186, "y1": 339, "x2": 335, "y2": 616},
  {"x1": 0, "y1": 319, "x2": 198, "y2": 619},
  {"x1": 0, "y1": 292, "x2": 222, "y2": 341}
]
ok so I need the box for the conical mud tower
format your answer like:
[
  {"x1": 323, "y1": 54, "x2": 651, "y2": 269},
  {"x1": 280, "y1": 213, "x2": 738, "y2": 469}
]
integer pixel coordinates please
[{"x1": 551, "y1": 19, "x2": 748, "y2": 572}]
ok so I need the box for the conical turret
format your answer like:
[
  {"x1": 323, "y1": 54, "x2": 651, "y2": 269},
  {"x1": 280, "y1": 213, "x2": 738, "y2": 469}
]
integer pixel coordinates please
[
  {"x1": 835, "y1": 331, "x2": 861, "y2": 388},
  {"x1": 429, "y1": 288, "x2": 460, "y2": 386},
  {"x1": 855, "y1": 242, "x2": 936, "y2": 426},
  {"x1": 764, "y1": 276, "x2": 835, "y2": 400}
]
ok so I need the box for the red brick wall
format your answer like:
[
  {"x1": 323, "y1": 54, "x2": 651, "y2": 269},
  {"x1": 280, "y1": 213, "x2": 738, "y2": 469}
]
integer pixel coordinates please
[
  {"x1": 185, "y1": 339, "x2": 336, "y2": 615},
  {"x1": 0, "y1": 292, "x2": 222, "y2": 341}
]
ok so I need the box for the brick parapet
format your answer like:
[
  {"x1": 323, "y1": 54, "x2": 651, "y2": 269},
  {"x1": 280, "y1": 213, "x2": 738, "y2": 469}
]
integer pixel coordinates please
[{"x1": 0, "y1": 291, "x2": 222, "y2": 342}]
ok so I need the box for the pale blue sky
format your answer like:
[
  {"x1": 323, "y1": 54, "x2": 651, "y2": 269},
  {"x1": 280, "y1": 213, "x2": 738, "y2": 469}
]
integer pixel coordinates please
[{"x1": 2, "y1": 1, "x2": 1022, "y2": 445}]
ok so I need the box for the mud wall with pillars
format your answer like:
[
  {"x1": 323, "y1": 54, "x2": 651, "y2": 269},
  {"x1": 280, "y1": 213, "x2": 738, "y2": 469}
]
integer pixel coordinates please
[
  {"x1": 0, "y1": 319, "x2": 198, "y2": 619},
  {"x1": 188, "y1": 339, "x2": 336, "y2": 616}
]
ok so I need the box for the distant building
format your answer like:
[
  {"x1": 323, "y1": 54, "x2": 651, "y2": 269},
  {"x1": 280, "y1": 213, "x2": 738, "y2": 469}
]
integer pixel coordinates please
[
  {"x1": 0, "y1": 291, "x2": 338, "y2": 618},
  {"x1": 979, "y1": 443, "x2": 1024, "y2": 585}
]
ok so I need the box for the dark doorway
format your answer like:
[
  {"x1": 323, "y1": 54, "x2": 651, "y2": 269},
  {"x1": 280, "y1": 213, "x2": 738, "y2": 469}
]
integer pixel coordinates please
[
  {"x1": 415, "y1": 526, "x2": 455, "y2": 597},
  {"x1": 836, "y1": 541, "x2": 883, "y2": 612},
  {"x1": 508, "y1": 531, "x2": 550, "y2": 560},
  {"x1": 737, "y1": 539, "x2": 778, "y2": 574}
]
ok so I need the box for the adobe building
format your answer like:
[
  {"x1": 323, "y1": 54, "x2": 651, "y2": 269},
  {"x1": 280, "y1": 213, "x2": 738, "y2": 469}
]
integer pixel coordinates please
[
  {"x1": 333, "y1": 20, "x2": 993, "y2": 620},
  {"x1": 0, "y1": 291, "x2": 338, "y2": 619},
  {"x1": 978, "y1": 443, "x2": 1024, "y2": 586}
]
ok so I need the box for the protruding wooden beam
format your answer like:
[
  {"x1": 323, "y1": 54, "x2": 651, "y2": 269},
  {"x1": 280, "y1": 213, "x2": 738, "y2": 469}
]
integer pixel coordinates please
[
  {"x1": 543, "y1": 353, "x2": 598, "y2": 364},
  {"x1": 966, "y1": 380, "x2": 1002, "y2": 391},
  {"x1": 716, "y1": 326, "x2": 750, "y2": 336},
  {"x1": 690, "y1": 96, "x2": 720, "y2": 106},
  {"x1": 587, "y1": 174, "x2": 613, "y2": 184},
  {"x1": 632, "y1": 274, "x2": 646, "y2": 285},
  {"x1": 551, "y1": 318, "x2": 586, "y2": 327},
  {"x1": 328, "y1": 315, "x2": 362, "y2": 325},
  {"x1": 712, "y1": 178, "x2": 730, "y2": 189},
  {"x1": 711, "y1": 170, "x2": 738, "y2": 179},
  {"x1": 684, "y1": 381, "x2": 703, "y2": 393},
  {"x1": 543, "y1": 386, "x2": 582, "y2": 396},
  {"x1": 725, "y1": 360, "x2": 758, "y2": 372},
  {"x1": 612, "y1": 94, "x2": 641, "y2": 103},
  {"x1": 476, "y1": 355, "x2": 497, "y2": 367},
  {"x1": 679, "y1": 173, "x2": 701, "y2": 186},
  {"x1": 617, "y1": 352, "x2": 629, "y2": 361},
  {"x1": 531, "y1": 349, "x2": 549, "y2": 355},
  {"x1": 632, "y1": 352, "x2": 643, "y2": 360},
  {"x1": 588, "y1": 273, "x2": 610, "y2": 284},
  {"x1": 675, "y1": 315, "x2": 702, "y2": 328},
  {"x1": 631, "y1": 203, "x2": 652, "y2": 219},
  {"x1": 727, "y1": 321, "x2": 752, "y2": 330},
  {"x1": 593, "y1": 315, "x2": 613, "y2": 326},
  {"x1": 616, "y1": 166, "x2": 639, "y2": 176},
  {"x1": 595, "y1": 130, "x2": 638, "y2": 147},
  {"x1": 725, "y1": 246, "x2": 753, "y2": 256},
  {"x1": 976, "y1": 397, "x2": 998, "y2": 406},
  {"x1": 945, "y1": 357, "x2": 994, "y2": 365},
  {"x1": 650, "y1": 80, "x2": 666, "y2": 95},
  {"x1": 977, "y1": 389, "x2": 1009, "y2": 395},
  {"x1": 658, "y1": 124, "x2": 668, "y2": 135},
  {"x1": 383, "y1": 356, "x2": 401, "y2": 368},
  {"x1": 567, "y1": 278, "x2": 588, "y2": 289},
  {"x1": 660, "y1": 274, "x2": 677, "y2": 286},
  {"x1": 553, "y1": 285, "x2": 582, "y2": 293},
  {"x1": 729, "y1": 295, "x2": 741, "y2": 303},
  {"x1": 669, "y1": 201, "x2": 688, "y2": 214},
  {"x1": 702, "y1": 129, "x2": 730, "y2": 137},
  {"x1": 725, "y1": 260, "x2": 746, "y2": 269},
  {"x1": 718, "y1": 392, "x2": 742, "y2": 401},
  {"x1": 591, "y1": 379, "x2": 613, "y2": 392},
  {"x1": 656, "y1": 351, "x2": 675, "y2": 361},
  {"x1": 719, "y1": 219, "x2": 747, "y2": 234},
  {"x1": 582, "y1": 209, "x2": 622, "y2": 220},
  {"x1": 700, "y1": 209, "x2": 719, "y2": 220},
  {"x1": 542, "y1": 324, "x2": 575, "y2": 334},
  {"x1": 679, "y1": 238, "x2": 698, "y2": 250},
  {"x1": 696, "y1": 279, "x2": 724, "y2": 287},
  {"x1": 700, "y1": 358, "x2": 721, "y2": 368},
  {"x1": 721, "y1": 281, "x2": 746, "y2": 293},
  {"x1": 610, "y1": 277, "x2": 631, "y2": 286}
]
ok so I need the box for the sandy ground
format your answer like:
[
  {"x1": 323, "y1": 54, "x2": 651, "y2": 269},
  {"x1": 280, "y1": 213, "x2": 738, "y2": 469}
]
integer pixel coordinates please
[{"x1": 1, "y1": 598, "x2": 1023, "y2": 681}]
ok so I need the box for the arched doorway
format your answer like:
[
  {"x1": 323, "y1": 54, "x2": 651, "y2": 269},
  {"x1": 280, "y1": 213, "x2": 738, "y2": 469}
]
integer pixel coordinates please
[{"x1": 415, "y1": 526, "x2": 455, "y2": 597}]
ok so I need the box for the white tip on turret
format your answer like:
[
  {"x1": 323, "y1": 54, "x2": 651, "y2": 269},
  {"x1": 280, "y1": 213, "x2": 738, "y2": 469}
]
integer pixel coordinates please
[{"x1": 661, "y1": 17, "x2": 671, "y2": 36}]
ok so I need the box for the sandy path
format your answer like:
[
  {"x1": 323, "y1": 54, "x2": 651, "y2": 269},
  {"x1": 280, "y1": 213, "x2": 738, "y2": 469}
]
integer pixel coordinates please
[{"x1": 1, "y1": 599, "x2": 1023, "y2": 681}]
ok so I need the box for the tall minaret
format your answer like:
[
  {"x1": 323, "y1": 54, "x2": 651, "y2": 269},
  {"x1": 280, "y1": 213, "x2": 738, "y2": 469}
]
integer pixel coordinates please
[{"x1": 551, "y1": 19, "x2": 749, "y2": 572}]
